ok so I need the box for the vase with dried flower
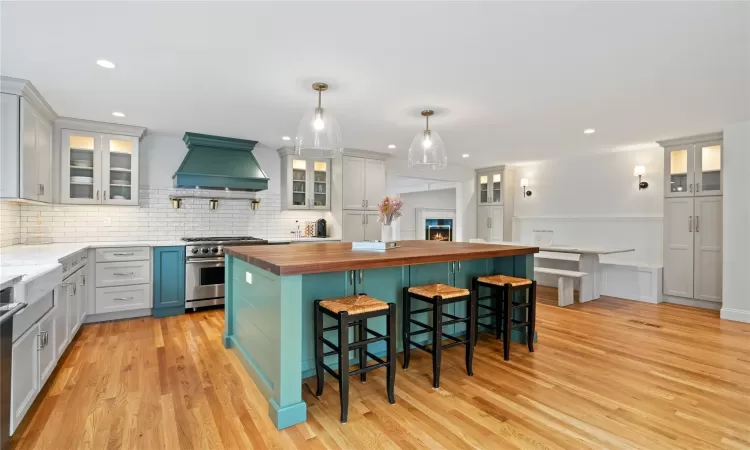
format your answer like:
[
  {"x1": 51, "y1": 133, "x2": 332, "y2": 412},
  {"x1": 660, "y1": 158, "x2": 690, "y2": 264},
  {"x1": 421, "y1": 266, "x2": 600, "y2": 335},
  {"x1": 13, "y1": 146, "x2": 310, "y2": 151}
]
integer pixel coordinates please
[{"x1": 377, "y1": 196, "x2": 404, "y2": 242}]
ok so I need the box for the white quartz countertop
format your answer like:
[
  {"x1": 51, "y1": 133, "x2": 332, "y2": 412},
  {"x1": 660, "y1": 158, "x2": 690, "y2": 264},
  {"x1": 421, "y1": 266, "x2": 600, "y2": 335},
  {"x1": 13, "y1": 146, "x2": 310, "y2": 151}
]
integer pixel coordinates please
[
  {"x1": 0, "y1": 273, "x2": 24, "y2": 291},
  {"x1": 0, "y1": 241, "x2": 186, "y2": 266}
]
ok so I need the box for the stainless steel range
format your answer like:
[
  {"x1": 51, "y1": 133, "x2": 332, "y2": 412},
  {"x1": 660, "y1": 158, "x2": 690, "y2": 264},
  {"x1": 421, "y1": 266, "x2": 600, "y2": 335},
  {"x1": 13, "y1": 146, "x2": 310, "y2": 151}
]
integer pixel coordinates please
[{"x1": 182, "y1": 236, "x2": 268, "y2": 310}]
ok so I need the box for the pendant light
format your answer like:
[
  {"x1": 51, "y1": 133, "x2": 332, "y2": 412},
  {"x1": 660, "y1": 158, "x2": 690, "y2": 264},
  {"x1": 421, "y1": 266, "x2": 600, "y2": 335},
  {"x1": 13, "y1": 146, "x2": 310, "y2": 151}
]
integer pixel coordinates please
[
  {"x1": 408, "y1": 110, "x2": 447, "y2": 170},
  {"x1": 295, "y1": 82, "x2": 343, "y2": 157}
]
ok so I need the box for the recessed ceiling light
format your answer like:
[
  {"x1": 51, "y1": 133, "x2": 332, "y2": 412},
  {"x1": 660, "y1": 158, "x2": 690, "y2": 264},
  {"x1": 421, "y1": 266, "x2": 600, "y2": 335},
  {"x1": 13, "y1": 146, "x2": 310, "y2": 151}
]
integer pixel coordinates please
[
  {"x1": 96, "y1": 59, "x2": 116, "y2": 69},
  {"x1": 112, "y1": 112, "x2": 125, "y2": 117},
  {"x1": 282, "y1": 136, "x2": 291, "y2": 141},
  {"x1": 584, "y1": 128, "x2": 596, "y2": 134},
  {"x1": 462, "y1": 154, "x2": 470, "y2": 158},
  {"x1": 388, "y1": 144, "x2": 396, "y2": 149}
]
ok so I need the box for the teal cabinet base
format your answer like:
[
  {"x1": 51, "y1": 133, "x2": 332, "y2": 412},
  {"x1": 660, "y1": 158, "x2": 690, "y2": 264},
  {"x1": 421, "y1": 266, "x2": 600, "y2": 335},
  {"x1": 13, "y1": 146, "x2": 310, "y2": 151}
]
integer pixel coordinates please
[
  {"x1": 269, "y1": 399, "x2": 307, "y2": 430},
  {"x1": 153, "y1": 306, "x2": 184, "y2": 318}
]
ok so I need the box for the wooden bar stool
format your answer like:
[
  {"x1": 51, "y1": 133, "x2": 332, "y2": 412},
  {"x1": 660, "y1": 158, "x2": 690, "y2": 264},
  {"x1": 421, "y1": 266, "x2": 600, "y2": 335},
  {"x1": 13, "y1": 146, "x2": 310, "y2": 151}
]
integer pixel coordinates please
[
  {"x1": 314, "y1": 294, "x2": 397, "y2": 424},
  {"x1": 472, "y1": 275, "x2": 536, "y2": 361},
  {"x1": 402, "y1": 284, "x2": 477, "y2": 388}
]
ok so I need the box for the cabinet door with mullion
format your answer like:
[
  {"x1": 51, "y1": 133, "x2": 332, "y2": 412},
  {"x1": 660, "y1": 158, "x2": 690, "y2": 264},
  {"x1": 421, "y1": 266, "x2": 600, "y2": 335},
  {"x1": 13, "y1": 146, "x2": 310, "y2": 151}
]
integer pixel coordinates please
[
  {"x1": 289, "y1": 157, "x2": 310, "y2": 209},
  {"x1": 664, "y1": 145, "x2": 695, "y2": 198},
  {"x1": 694, "y1": 140, "x2": 722, "y2": 197},
  {"x1": 309, "y1": 158, "x2": 331, "y2": 210},
  {"x1": 102, "y1": 134, "x2": 139, "y2": 205},
  {"x1": 61, "y1": 129, "x2": 102, "y2": 204}
]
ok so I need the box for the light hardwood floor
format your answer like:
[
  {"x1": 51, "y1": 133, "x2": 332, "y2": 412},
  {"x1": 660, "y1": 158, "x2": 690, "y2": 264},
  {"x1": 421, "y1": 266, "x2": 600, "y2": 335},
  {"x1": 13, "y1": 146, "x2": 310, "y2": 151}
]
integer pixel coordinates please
[{"x1": 10, "y1": 287, "x2": 750, "y2": 449}]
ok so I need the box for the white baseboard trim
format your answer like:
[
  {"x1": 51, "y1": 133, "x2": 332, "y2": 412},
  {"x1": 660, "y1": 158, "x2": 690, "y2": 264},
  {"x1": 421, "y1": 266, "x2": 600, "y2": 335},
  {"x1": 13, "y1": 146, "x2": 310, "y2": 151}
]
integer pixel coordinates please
[
  {"x1": 720, "y1": 308, "x2": 750, "y2": 323},
  {"x1": 84, "y1": 308, "x2": 152, "y2": 323},
  {"x1": 664, "y1": 296, "x2": 721, "y2": 310}
]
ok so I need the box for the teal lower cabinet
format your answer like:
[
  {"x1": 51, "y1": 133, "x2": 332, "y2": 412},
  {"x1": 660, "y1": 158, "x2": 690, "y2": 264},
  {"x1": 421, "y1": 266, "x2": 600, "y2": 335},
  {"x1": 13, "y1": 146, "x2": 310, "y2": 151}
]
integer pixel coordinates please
[{"x1": 152, "y1": 246, "x2": 186, "y2": 318}]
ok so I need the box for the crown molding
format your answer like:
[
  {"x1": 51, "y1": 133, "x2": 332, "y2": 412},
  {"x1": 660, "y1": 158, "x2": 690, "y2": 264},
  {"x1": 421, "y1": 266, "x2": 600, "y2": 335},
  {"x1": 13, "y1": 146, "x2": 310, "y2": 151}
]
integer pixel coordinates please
[
  {"x1": 276, "y1": 146, "x2": 390, "y2": 160},
  {"x1": 475, "y1": 164, "x2": 506, "y2": 174},
  {"x1": 657, "y1": 132, "x2": 722, "y2": 148},
  {"x1": 55, "y1": 117, "x2": 147, "y2": 139},
  {"x1": 0, "y1": 76, "x2": 58, "y2": 123}
]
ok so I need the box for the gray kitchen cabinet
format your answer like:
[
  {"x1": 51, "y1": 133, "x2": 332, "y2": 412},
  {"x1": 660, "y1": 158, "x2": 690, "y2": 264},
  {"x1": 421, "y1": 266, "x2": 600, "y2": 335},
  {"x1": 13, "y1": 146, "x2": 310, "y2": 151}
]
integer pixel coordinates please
[
  {"x1": 0, "y1": 80, "x2": 56, "y2": 203},
  {"x1": 662, "y1": 196, "x2": 722, "y2": 303},
  {"x1": 342, "y1": 155, "x2": 387, "y2": 211},
  {"x1": 364, "y1": 212, "x2": 382, "y2": 241},
  {"x1": 10, "y1": 321, "x2": 40, "y2": 434},
  {"x1": 476, "y1": 166, "x2": 504, "y2": 206},
  {"x1": 660, "y1": 133, "x2": 723, "y2": 307},
  {"x1": 342, "y1": 210, "x2": 365, "y2": 242},
  {"x1": 663, "y1": 198, "x2": 695, "y2": 298},
  {"x1": 278, "y1": 148, "x2": 332, "y2": 211},
  {"x1": 477, "y1": 205, "x2": 503, "y2": 242},
  {"x1": 660, "y1": 133, "x2": 722, "y2": 198},
  {"x1": 693, "y1": 197, "x2": 722, "y2": 302}
]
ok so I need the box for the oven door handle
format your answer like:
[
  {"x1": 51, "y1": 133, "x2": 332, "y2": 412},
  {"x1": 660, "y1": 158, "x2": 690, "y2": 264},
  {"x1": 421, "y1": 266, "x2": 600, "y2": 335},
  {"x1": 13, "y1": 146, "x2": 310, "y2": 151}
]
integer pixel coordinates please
[{"x1": 186, "y1": 258, "x2": 225, "y2": 264}]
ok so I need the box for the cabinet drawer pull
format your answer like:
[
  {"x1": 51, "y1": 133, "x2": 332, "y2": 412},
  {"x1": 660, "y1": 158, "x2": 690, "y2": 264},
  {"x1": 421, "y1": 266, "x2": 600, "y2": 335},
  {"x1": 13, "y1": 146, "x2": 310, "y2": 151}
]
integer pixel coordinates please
[
  {"x1": 349, "y1": 270, "x2": 354, "y2": 285},
  {"x1": 37, "y1": 334, "x2": 43, "y2": 351},
  {"x1": 113, "y1": 252, "x2": 134, "y2": 256},
  {"x1": 96, "y1": 190, "x2": 100, "y2": 200},
  {"x1": 696, "y1": 182, "x2": 700, "y2": 192},
  {"x1": 358, "y1": 271, "x2": 363, "y2": 284},
  {"x1": 689, "y1": 183, "x2": 693, "y2": 193},
  {"x1": 458, "y1": 261, "x2": 462, "y2": 272},
  {"x1": 695, "y1": 215, "x2": 699, "y2": 232},
  {"x1": 113, "y1": 296, "x2": 135, "y2": 301},
  {"x1": 112, "y1": 272, "x2": 135, "y2": 276},
  {"x1": 689, "y1": 215, "x2": 692, "y2": 232}
]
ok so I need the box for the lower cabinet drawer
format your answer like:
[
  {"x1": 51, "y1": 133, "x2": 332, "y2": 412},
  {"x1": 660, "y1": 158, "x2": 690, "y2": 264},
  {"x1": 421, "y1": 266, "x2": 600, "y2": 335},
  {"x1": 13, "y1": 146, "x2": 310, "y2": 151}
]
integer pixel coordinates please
[
  {"x1": 96, "y1": 261, "x2": 151, "y2": 287},
  {"x1": 95, "y1": 247, "x2": 150, "y2": 263},
  {"x1": 95, "y1": 285, "x2": 150, "y2": 313}
]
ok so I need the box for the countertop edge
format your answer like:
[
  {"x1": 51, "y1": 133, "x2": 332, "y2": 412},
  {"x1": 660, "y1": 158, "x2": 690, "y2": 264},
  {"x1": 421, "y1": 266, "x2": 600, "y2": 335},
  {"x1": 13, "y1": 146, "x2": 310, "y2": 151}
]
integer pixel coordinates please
[{"x1": 226, "y1": 245, "x2": 539, "y2": 276}]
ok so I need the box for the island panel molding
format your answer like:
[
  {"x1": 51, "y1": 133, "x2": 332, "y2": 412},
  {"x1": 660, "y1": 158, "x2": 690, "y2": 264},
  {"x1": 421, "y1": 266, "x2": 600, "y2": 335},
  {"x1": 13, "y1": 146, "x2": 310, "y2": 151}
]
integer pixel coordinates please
[{"x1": 223, "y1": 240, "x2": 538, "y2": 275}]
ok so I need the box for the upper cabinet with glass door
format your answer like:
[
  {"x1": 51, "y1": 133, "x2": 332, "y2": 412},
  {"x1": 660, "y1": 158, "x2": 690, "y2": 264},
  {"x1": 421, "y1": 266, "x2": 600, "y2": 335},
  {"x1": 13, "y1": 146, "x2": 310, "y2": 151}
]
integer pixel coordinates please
[
  {"x1": 58, "y1": 119, "x2": 145, "y2": 205},
  {"x1": 476, "y1": 166, "x2": 504, "y2": 205},
  {"x1": 278, "y1": 148, "x2": 332, "y2": 211},
  {"x1": 102, "y1": 134, "x2": 139, "y2": 205},
  {"x1": 660, "y1": 133, "x2": 722, "y2": 198}
]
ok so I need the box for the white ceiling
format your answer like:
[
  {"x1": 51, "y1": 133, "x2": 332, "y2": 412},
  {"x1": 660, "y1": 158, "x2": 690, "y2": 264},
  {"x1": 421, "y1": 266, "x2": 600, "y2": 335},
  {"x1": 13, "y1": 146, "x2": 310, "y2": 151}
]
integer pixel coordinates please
[{"x1": 2, "y1": 1, "x2": 748, "y2": 168}]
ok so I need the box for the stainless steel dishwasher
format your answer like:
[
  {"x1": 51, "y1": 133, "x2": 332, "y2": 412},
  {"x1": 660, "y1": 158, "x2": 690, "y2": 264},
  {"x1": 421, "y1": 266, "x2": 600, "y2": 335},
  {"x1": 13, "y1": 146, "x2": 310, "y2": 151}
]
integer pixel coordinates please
[{"x1": 0, "y1": 282, "x2": 25, "y2": 450}]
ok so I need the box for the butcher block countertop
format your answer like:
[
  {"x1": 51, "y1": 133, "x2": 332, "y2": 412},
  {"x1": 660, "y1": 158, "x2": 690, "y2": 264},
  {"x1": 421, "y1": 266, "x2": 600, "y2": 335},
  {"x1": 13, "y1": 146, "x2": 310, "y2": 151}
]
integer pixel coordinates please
[{"x1": 224, "y1": 240, "x2": 539, "y2": 275}]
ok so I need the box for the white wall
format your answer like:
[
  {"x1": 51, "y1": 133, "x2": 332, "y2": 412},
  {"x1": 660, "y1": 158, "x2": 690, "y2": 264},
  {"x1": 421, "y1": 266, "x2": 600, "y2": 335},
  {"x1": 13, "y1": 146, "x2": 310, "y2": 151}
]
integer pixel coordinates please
[
  {"x1": 512, "y1": 147, "x2": 664, "y2": 266},
  {"x1": 397, "y1": 188, "x2": 456, "y2": 240},
  {"x1": 721, "y1": 120, "x2": 750, "y2": 323}
]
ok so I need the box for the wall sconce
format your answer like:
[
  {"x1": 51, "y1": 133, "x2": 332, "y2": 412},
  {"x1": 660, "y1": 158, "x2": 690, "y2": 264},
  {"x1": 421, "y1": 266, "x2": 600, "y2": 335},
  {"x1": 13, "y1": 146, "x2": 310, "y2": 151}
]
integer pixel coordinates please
[
  {"x1": 520, "y1": 178, "x2": 532, "y2": 197},
  {"x1": 170, "y1": 198, "x2": 182, "y2": 209},
  {"x1": 634, "y1": 166, "x2": 648, "y2": 190},
  {"x1": 208, "y1": 199, "x2": 219, "y2": 209},
  {"x1": 250, "y1": 199, "x2": 261, "y2": 211}
]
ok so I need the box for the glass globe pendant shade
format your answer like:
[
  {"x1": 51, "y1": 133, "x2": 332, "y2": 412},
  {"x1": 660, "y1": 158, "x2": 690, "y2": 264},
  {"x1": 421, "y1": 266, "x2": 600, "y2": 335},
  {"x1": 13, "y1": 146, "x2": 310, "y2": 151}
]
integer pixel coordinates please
[
  {"x1": 408, "y1": 111, "x2": 447, "y2": 170},
  {"x1": 295, "y1": 82, "x2": 343, "y2": 158}
]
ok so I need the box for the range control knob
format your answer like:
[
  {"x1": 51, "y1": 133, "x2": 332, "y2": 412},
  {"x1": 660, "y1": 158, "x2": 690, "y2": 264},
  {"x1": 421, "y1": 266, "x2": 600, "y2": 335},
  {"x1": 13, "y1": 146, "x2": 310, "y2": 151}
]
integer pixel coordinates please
[
  {"x1": 191, "y1": 248, "x2": 198, "y2": 254},
  {"x1": 211, "y1": 247, "x2": 219, "y2": 254},
  {"x1": 201, "y1": 248, "x2": 209, "y2": 254}
]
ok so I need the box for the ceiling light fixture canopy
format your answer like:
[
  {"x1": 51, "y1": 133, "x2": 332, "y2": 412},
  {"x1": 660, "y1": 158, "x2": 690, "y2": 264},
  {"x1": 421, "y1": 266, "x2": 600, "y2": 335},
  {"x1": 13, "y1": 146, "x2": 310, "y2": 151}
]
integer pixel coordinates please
[
  {"x1": 408, "y1": 110, "x2": 447, "y2": 170},
  {"x1": 295, "y1": 82, "x2": 342, "y2": 157}
]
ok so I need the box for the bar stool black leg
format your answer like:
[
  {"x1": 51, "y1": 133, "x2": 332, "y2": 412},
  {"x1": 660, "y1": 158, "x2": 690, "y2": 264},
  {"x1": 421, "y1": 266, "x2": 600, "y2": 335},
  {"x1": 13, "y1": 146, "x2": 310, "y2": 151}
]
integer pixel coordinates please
[
  {"x1": 358, "y1": 318, "x2": 367, "y2": 382},
  {"x1": 432, "y1": 295, "x2": 443, "y2": 388},
  {"x1": 386, "y1": 303, "x2": 397, "y2": 404},
  {"x1": 338, "y1": 311, "x2": 350, "y2": 424},
  {"x1": 402, "y1": 287, "x2": 411, "y2": 369},
  {"x1": 314, "y1": 300, "x2": 324, "y2": 396},
  {"x1": 465, "y1": 290, "x2": 476, "y2": 376},
  {"x1": 528, "y1": 281, "x2": 537, "y2": 353},
  {"x1": 503, "y1": 284, "x2": 512, "y2": 361},
  {"x1": 471, "y1": 277, "x2": 479, "y2": 347}
]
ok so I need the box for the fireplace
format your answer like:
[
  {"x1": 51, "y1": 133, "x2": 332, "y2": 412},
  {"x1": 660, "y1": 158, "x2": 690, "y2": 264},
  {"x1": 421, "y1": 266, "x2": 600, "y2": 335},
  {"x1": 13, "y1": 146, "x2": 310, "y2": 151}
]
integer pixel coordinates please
[{"x1": 425, "y1": 218, "x2": 453, "y2": 241}]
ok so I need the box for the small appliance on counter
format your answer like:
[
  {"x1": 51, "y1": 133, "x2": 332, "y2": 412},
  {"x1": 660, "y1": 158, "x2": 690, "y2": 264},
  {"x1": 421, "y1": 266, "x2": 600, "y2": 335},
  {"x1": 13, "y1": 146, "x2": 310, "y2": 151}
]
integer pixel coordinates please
[{"x1": 316, "y1": 219, "x2": 327, "y2": 238}]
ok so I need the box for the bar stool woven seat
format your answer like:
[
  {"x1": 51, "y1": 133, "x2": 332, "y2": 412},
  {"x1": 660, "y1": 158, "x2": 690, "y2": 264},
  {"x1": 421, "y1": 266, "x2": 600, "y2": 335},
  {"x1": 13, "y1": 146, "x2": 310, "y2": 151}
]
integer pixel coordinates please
[
  {"x1": 407, "y1": 283, "x2": 469, "y2": 300},
  {"x1": 476, "y1": 275, "x2": 532, "y2": 288},
  {"x1": 320, "y1": 295, "x2": 389, "y2": 315}
]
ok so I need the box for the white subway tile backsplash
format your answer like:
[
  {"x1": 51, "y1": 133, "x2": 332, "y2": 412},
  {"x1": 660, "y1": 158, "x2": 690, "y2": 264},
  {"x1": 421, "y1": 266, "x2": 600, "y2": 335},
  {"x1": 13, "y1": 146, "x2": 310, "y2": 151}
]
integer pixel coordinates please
[{"x1": 13, "y1": 187, "x2": 328, "y2": 244}]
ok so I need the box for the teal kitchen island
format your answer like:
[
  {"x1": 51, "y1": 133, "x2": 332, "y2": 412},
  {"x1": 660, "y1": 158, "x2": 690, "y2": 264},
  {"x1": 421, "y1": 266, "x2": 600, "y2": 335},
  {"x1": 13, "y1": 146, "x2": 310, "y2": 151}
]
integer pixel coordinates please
[{"x1": 223, "y1": 240, "x2": 538, "y2": 429}]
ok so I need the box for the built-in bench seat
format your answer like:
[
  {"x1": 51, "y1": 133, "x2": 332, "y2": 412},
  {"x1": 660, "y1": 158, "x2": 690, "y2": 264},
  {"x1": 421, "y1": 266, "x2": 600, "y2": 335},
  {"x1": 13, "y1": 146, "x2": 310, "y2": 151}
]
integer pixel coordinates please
[{"x1": 534, "y1": 267, "x2": 587, "y2": 307}]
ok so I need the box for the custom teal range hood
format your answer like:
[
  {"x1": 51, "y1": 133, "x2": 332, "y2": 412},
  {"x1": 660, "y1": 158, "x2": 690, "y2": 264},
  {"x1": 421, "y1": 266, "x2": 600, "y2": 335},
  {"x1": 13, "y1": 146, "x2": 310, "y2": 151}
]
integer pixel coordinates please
[{"x1": 173, "y1": 132, "x2": 269, "y2": 191}]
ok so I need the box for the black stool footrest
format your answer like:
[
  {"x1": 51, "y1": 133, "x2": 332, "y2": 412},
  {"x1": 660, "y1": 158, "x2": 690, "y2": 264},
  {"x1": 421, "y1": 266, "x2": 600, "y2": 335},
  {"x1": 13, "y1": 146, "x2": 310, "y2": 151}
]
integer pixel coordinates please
[
  {"x1": 349, "y1": 361, "x2": 389, "y2": 377},
  {"x1": 409, "y1": 307, "x2": 433, "y2": 314}
]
